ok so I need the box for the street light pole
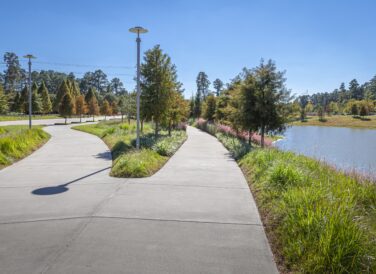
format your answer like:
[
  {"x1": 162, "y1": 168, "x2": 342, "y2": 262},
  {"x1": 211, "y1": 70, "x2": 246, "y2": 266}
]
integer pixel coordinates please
[
  {"x1": 23, "y1": 54, "x2": 36, "y2": 129},
  {"x1": 129, "y1": 26, "x2": 148, "y2": 149}
]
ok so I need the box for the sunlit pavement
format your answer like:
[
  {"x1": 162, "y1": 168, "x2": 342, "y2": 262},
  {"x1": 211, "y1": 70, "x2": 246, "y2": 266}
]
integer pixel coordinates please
[{"x1": 0, "y1": 122, "x2": 277, "y2": 274}]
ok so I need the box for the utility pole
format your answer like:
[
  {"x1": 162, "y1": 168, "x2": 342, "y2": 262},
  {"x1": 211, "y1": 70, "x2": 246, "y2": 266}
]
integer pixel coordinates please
[
  {"x1": 23, "y1": 54, "x2": 36, "y2": 129},
  {"x1": 129, "y1": 26, "x2": 148, "y2": 149}
]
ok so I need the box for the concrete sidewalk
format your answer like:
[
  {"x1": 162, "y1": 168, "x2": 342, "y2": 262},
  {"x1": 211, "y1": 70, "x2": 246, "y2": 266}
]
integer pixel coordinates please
[{"x1": 0, "y1": 125, "x2": 277, "y2": 273}]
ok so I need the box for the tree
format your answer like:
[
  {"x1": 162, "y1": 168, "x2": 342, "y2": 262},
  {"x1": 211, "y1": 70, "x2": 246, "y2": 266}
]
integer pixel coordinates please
[
  {"x1": 305, "y1": 102, "x2": 314, "y2": 113},
  {"x1": 19, "y1": 86, "x2": 28, "y2": 113},
  {"x1": 39, "y1": 81, "x2": 52, "y2": 114},
  {"x1": 75, "y1": 95, "x2": 87, "y2": 122},
  {"x1": 54, "y1": 80, "x2": 71, "y2": 112},
  {"x1": 110, "y1": 101, "x2": 118, "y2": 116},
  {"x1": 31, "y1": 83, "x2": 42, "y2": 114},
  {"x1": 0, "y1": 84, "x2": 9, "y2": 114},
  {"x1": 164, "y1": 91, "x2": 188, "y2": 135},
  {"x1": 87, "y1": 96, "x2": 99, "y2": 122},
  {"x1": 204, "y1": 94, "x2": 216, "y2": 121},
  {"x1": 110, "y1": 78, "x2": 125, "y2": 95},
  {"x1": 100, "y1": 100, "x2": 112, "y2": 120},
  {"x1": 351, "y1": 103, "x2": 359, "y2": 116},
  {"x1": 84, "y1": 87, "x2": 98, "y2": 104},
  {"x1": 140, "y1": 45, "x2": 181, "y2": 137},
  {"x1": 59, "y1": 93, "x2": 75, "y2": 124},
  {"x1": 348, "y1": 79, "x2": 363, "y2": 100},
  {"x1": 213, "y1": 78, "x2": 224, "y2": 96},
  {"x1": 317, "y1": 105, "x2": 325, "y2": 121},
  {"x1": 93, "y1": 70, "x2": 108, "y2": 94},
  {"x1": 3, "y1": 52, "x2": 25, "y2": 93},
  {"x1": 359, "y1": 104, "x2": 368, "y2": 118},
  {"x1": 327, "y1": 101, "x2": 339, "y2": 115},
  {"x1": 196, "y1": 72, "x2": 210, "y2": 100},
  {"x1": 193, "y1": 90, "x2": 202, "y2": 118},
  {"x1": 123, "y1": 92, "x2": 137, "y2": 123},
  {"x1": 242, "y1": 60, "x2": 290, "y2": 147}
]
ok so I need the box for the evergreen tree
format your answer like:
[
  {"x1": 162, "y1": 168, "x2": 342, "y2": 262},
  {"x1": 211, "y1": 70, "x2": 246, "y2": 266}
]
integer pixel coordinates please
[
  {"x1": 213, "y1": 78, "x2": 224, "y2": 96},
  {"x1": 59, "y1": 93, "x2": 75, "y2": 124},
  {"x1": 85, "y1": 87, "x2": 98, "y2": 104},
  {"x1": 31, "y1": 83, "x2": 42, "y2": 114},
  {"x1": 204, "y1": 94, "x2": 216, "y2": 121},
  {"x1": 54, "y1": 79, "x2": 71, "y2": 112},
  {"x1": 12, "y1": 92, "x2": 21, "y2": 113},
  {"x1": 124, "y1": 92, "x2": 137, "y2": 123},
  {"x1": 164, "y1": 91, "x2": 188, "y2": 135},
  {"x1": 19, "y1": 86, "x2": 28, "y2": 113},
  {"x1": 39, "y1": 81, "x2": 52, "y2": 114},
  {"x1": 348, "y1": 79, "x2": 363, "y2": 100},
  {"x1": 351, "y1": 103, "x2": 359, "y2": 116},
  {"x1": 87, "y1": 96, "x2": 99, "y2": 122},
  {"x1": 242, "y1": 60, "x2": 290, "y2": 147},
  {"x1": 0, "y1": 84, "x2": 9, "y2": 114},
  {"x1": 196, "y1": 72, "x2": 210, "y2": 100},
  {"x1": 140, "y1": 45, "x2": 181, "y2": 137},
  {"x1": 193, "y1": 91, "x2": 201, "y2": 118},
  {"x1": 75, "y1": 95, "x2": 87, "y2": 123},
  {"x1": 100, "y1": 100, "x2": 111, "y2": 120}
]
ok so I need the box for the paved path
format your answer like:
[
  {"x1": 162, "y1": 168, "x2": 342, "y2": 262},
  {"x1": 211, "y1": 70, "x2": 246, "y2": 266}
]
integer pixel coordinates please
[{"x1": 0, "y1": 124, "x2": 277, "y2": 273}]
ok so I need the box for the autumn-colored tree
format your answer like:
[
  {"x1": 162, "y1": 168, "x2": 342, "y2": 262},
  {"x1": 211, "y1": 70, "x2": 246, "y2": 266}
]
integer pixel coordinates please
[
  {"x1": 87, "y1": 96, "x2": 99, "y2": 122},
  {"x1": 110, "y1": 101, "x2": 118, "y2": 116},
  {"x1": 39, "y1": 81, "x2": 52, "y2": 114},
  {"x1": 75, "y1": 95, "x2": 87, "y2": 123},
  {"x1": 59, "y1": 93, "x2": 75, "y2": 124},
  {"x1": 100, "y1": 100, "x2": 112, "y2": 120}
]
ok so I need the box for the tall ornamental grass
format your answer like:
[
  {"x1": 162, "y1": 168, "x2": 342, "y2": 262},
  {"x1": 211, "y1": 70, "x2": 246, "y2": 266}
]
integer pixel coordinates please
[
  {"x1": 0, "y1": 126, "x2": 50, "y2": 168},
  {"x1": 240, "y1": 148, "x2": 376, "y2": 273}
]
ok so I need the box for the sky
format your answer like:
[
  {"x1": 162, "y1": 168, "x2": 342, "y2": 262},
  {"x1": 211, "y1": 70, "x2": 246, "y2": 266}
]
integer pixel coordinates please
[{"x1": 1, "y1": 0, "x2": 376, "y2": 98}]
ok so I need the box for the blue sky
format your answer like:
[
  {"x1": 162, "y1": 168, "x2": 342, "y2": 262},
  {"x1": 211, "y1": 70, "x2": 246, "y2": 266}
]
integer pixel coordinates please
[{"x1": 1, "y1": 0, "x2": 375, "y2": 97}]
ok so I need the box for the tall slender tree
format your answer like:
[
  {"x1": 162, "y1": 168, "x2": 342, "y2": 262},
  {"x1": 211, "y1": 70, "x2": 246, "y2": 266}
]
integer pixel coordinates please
[
  {"x1": 0, "y1": 84, "x2": 8, "y2": 114},
  {"x1": 196, "y1": 72, "x2": 210, "y2": 100},
  {"x1": 213, "y1": 78, "x2": 224, "y2": 96},
  {"x1": 75, "y1": 95, "x2": 87, "y2": 123},
  {"x1": 140, "y1": 45, "x2": 182, "y2": 137},
  {"x1": 39, "y1": 81, "x2": 52, "y2": 114},
  {"x1": 59, "y1": 93, "x2": 75, "y2": 124}
]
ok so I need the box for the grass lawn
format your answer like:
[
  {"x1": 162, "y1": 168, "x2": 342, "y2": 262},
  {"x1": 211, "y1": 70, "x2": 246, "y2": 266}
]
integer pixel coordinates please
[
  {"x1": 0, "y1": 114, "x2": 61, "y2": 122},
  {"x1": 0, "y1": 125, "x2": 50, "y2": 169},
  {"x1": 291, "y1": 115, "x2": 376, "y2": 129},
  {"x1": 73, "y1": 120, "x2": 187, "y2": 177},
  {"x1": 240, "y1": 149, "x2": 376, "y2": 273}
]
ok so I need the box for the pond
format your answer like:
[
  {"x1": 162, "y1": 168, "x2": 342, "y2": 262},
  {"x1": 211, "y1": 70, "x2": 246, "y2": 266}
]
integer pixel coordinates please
[{"x1": 275, "y1": 126, "x2": 376, "y2": 178}]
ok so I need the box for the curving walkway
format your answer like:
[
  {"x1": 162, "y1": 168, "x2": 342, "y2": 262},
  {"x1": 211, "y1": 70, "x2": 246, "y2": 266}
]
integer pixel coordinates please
[{"x1": 0, "y1": 123, "x2": 277, "y2": 273}]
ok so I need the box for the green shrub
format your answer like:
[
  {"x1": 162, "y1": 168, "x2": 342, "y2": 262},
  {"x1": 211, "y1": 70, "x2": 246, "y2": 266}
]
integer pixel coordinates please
[{"x1": 111, "y1": 149, "x2": 167, "y2": 177}]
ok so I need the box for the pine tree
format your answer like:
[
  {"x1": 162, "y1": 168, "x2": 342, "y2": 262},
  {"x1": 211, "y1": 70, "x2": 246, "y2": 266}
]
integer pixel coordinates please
[
  {"x1": 12, "y1": 92, "x2": 21, "y2": 113},
  {"x1": 193, "y1": 91, "x2": 201, "y2": 118},
  {"x1": 31, "y1": 83, "x2": 42, "y2": 114},
  {"x1": 85, "y1": 87, "x2": 98, "y2": 104},
  {"x1": 87, "y1": 96, "x2": 99, "y2": 122},
  {"x1": 204, "y1": 94, "x2": 216, "y2": 121},
  {"x1": 39, "y1": 81, "x2": 52, "y2": 114},
  {"x1": 196, "y1": 72, "x2": 210, "y2": 100},
  {"x1": 100, "y1": 100, "x2": 112, "y2": 120},
  {"x1": 213, "y1": 78, "x2": 224, "y2": 96},
  {"x1": 19, "y1": 86, "x2": 28, "y2": 114},
  {"x1": 140, "y1": 45, "x2": 182, "y2": 137},
  {"x1": 59, "y1": 93, "x2": 75, "y2": 124},
  {"x1": 54, "y1": 80, "x2": 71, "y2": 112},
  {"x1": 0, "y1": 84, "x2": 9, "y2": 114},
  {"x1": 75, "y1": 95, "x2": 87, "y2": 123}
]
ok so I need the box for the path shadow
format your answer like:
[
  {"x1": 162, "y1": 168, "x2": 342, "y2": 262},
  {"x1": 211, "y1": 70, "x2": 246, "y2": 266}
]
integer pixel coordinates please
[
  {"x1": 31, "y1": 167, "x2": 111, "y2": 196},
  {"x1": 95, "y1": 151, "x2": 112, "y2": 160}
]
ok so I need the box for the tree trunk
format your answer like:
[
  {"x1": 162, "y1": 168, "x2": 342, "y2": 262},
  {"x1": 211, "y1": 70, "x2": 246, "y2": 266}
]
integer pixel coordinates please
[
  {"x1": 65, "y1": 117, "x2": 67, "y2": 125},
  {"x1": 141, "y1": 120, "x2": 144, "y2": 133},
  {"x1": 80, "y1": 114, "x2": 82, "y2": 123},
  {"x1": 93, "y1": 114, "x2": 95, "y2": 122},
  {"x1": 121, "y1": 114, "x2": 124, "y2": 123},
  {"x1": 260, "y1": 125, "x2": 265, "y2": 148},
  {"x1": 104, "y1": 115, "x2": 106, "y2": 121},
  {"x1": 168, "y1": 120, "x2": 172, "y2": 136},
  {"x1": 155, "y1": 121, "x2": 159, "y2": 138},
  {"x1": 248, "y1": 129, "x2": 252, "y2": 146}
]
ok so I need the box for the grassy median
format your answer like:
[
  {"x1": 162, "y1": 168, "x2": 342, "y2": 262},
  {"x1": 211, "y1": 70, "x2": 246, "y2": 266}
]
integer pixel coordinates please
[
  {"x1": 0, "y1": 125, "x2": 50, "y2": 169},
  {"x1": 240, "y1": 148, "x2": 376, "y2": 273},
  {"x1": 73, "y1": 120, "x2": 187, "y2": 177}
]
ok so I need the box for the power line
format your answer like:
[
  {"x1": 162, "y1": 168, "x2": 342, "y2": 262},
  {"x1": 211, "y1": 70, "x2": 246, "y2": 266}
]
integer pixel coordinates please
[{"x1": 0, "y1": 61, "x2": 135, "y2": 69}]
